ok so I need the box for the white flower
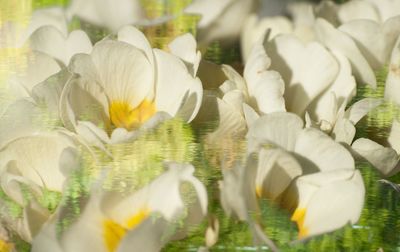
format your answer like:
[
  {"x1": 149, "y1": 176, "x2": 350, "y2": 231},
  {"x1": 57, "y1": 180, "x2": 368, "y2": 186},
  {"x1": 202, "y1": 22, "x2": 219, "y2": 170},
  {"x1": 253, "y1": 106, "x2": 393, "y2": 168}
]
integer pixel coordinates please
[
  {"x1": 246, "y1": 112, "x2": 365, "y2": 239},
  {"x1": 60, "y1": 26, "x2": 203, "y2": 145},
  {"x1": 32, "y1": 162, "x2": 207, "y2": 252},
  {"x1": 185, "y1": 0, "x2": 256, "y2": 46},
  {"x1": 288, "y1": 168, "x2": 364, "y2": 238},
  {"x1": 0, "y1": 131, "x2": 78, "y2": 242},
  {"x1": 66, "y1": 0, "x2": 145, "y2": 32}
]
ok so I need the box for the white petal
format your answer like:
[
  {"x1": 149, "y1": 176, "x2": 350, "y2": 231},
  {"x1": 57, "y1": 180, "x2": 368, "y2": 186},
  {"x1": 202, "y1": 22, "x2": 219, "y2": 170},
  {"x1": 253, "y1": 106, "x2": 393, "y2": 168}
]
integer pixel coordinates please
[
  {"x1": 67, "y1": 0, "x2": 145, "y2": 31},
  {"x1": 91, "y1": 40, "x2": 154, "y2": 108},
  {"x1": 353, "y1": 138, "x2": 400, "y2": 177},
  {"x1": 30, "y1": 26, "x2": 92, "y2": 65},
  {"x1": 338, "y1": 18, "x2": 400, "y2": 70},
  {"x1": 244, "y1": 41, "x2": 286, "y2": 114},
  {"x1": 345, "y1": 98, "x2": 383, "y2": 125},
  {"x1": 247, "y1": 112, "x2": 304, "y2": 152},
  {"x1": 31, "y1": 219, "x2": 62, "y2": 252},
  {"x1": 10, "y1": 51, "x2": 60, "y2": 96},
  {"x1": 117, "y1": 25, "x2": 154, "y2": 67},
  {"x1": 294, "y1": 128, "x2": 355, "y2": 173},
  {"x1": 243, "y1": 103, "x2": 260, "y2": 128},
  {"x1": 154, "y1": 49, "x2": 202, "y2": 119},
  {"x1": 307, "y1": 51, "x2": 356, "y2": 124},
  {"x1": 314, "y1": 18, "x2": 377, "y2": 88},
  {"x1": 0, "y1": 100, "x2": 43, "y2": 148},
  {"x1": 117, "y1": 217, "x2": 169, "y2": 252},
  {"x1": 23, "y1": 7, "x2": 68, "y2": 46},
  {"x1": 168, "y1": 33, "x2": 201, "y2": 76},
  {"x1": 384, "y1": 35, "x2": 400, "y2": 104},
  {"x1": 191, "y1": 0, "x2": 255, "y2": 45},
  {"x1": 337, "y1": 0, "x2": 380, "y2": 23},
  {"x1": 221, "y1": 64, "x2": 248, "y2": 96},
  {"x1": 388, "y1": 120, "x2": 400, "y2": 153},
  {"x1": 0, "y1": 132, "x2": 75, "y2": 191},
  {"x1": 184, "y1": 0, "x2": 232, "y2": 27},
  {"x1": 240, "y1": 15, "x2": 293, "y2": 62},
  {"x1": 332, "y1": 118, "x2": 356, "y2": 145},
  {"x1": 365, "y1": 0, "x2": 400, "y2": 23},
  {"x1": 296, "y1": 169, "x2": 365, "y2": 238},
  {"x1": 266, "y1": 34, "x2": 339, "y2": 116},
  {"x1": 256, "y1": 148, "x2": 302, "y2": 200}
]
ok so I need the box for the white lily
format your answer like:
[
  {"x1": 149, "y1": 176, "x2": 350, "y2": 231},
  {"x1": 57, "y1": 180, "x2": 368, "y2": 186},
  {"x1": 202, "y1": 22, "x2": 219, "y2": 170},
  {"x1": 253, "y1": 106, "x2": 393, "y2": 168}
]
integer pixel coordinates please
[
  {"x1": 184, "y1": 0, "x2": 257, "y2": 46},
  {"x1": 0, "y1": 131, "x2": 78, "y2": 242},
  {"x1": 60, "y1": 26, "x2": 202, "y2": 145},
  {"x1": 66, "y1": 0, "x2": 145, "y2": 32},
  {"x1": 32, "y1": 162, "x2": 207, "y2": 252}
]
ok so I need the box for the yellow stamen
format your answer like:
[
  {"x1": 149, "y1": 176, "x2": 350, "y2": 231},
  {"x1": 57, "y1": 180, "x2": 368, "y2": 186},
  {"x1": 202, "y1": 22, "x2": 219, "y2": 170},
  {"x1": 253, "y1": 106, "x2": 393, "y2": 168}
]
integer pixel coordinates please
[
  {"x1": 0, "y1": 239, "x2": 12, "y2": 252},
  {"x1": 103, "y1": 208, "x2": 150, "y2": 252},
  {"x1": 291, "y1": 207, "x2": 309, "y2": 239},
  {"x1": 256, "y1": 186, "x2": 262, "y2": 198},
  {"x1": 109, "y1": 100, "x2": 156, "y2": 130}
]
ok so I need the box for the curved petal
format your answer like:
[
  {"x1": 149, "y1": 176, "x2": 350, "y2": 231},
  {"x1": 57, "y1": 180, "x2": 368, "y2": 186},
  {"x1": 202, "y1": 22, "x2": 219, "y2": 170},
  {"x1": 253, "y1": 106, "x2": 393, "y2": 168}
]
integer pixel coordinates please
[
  {"x1": 337, "y1": 0, "x2": 380, "y2": 23},
  {"x1": 0, "y1": 132, "x2": 76, "y2": 191},
  {"x1": 365, "y1": 0, "x2": 400, "y2": 22},
  {"x1": 332, "y1": 118, "x2": 356, "y2": 145},
  {"x1": 345, "y1": 98, "x2": 383, "y2": 125},
  {"x1": 30, "y1": 26, "x2": 92, "y2": 65},
  {"x1": 91, "y1": 40, "x2": 153, "y2": 108},
  {"x1": 294, "y1": 128, "x2": 355, "y2": 173},
  {"x1": 0, "y1": 100, "x2": 43, "y2": 148},
  {"x1": 117, "y1": 25, "x2": 154, "y2": 68},
  {"x1": 266, "y1": 34, "x2": 339, "y2": 116},
  {"x1": 314, "y1": 18, "x2": 377, "y2": 88},
  {"x1": 293, "y1": 169, "x2": 365, "y2": 238},
  {"x1": 247, "y1": 112, "x2": 304, "y2": 152},
  {"x1": 339, "y1": 17, "x2": 400, "y2": 70},
  {"x1": 244, "y1": 41, "x2": 286, "y2": 114},
  {"x1": 388, "y1": 120, "x2": 400, "y2": 153},
  {"x1": 352, "y1": 138, "x2": 400, "y2": 177},
  {"x1": 154, "y1": 48, "x2": 201, "y2": 119},
  {"x1": 307, "y1": 51, "x2": 356, "y2": 124},
  {"x1": 168, "y1": 33, "x2": 201, "y2": 76},
  {"x1": 240, "y1": 15, "x2": 293, "y2": 62},
  {"x1": 10, "y1": 51, "x2": 60, "y2": 96},
  {"x1": 67, "y1": 0, "x2": 145, "y2": 31},
  {"x1": 384, "y1": 35, "x2": 400, "y2": 104},
  {"x1": 256, "y1": 148, "x2": 302, "y2": 200},
  {"x1": 22, "y1": 7, "x2": 68, "y2": 46}
]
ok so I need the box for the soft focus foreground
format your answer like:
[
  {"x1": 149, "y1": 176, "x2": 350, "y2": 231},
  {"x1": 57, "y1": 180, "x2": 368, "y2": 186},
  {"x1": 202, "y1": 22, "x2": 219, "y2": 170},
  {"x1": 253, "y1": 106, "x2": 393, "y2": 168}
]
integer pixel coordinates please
[{"x1": 1, "y1": 0, "x2": 400, "y2": 251}]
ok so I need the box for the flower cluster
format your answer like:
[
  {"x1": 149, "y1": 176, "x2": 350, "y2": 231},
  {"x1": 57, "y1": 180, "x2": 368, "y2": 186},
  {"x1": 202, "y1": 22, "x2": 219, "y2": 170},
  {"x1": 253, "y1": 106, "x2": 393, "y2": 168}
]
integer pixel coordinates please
[{"x1": 1, "y1": 0, "x2": 400, "y2": 251}]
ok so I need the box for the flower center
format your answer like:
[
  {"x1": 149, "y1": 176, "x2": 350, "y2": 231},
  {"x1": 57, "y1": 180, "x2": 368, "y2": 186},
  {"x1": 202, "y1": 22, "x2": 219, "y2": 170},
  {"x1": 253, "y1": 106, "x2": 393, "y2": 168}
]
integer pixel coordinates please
[
  {"x1": 103, "y1": 208, "x2": 150, "y2": 252},
  {"x1": 291, "y1": 207, "x2": 309, "y2": 239},
  {"x1": 109, "y1": 100, "x2": 156, "y2": 130}
]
